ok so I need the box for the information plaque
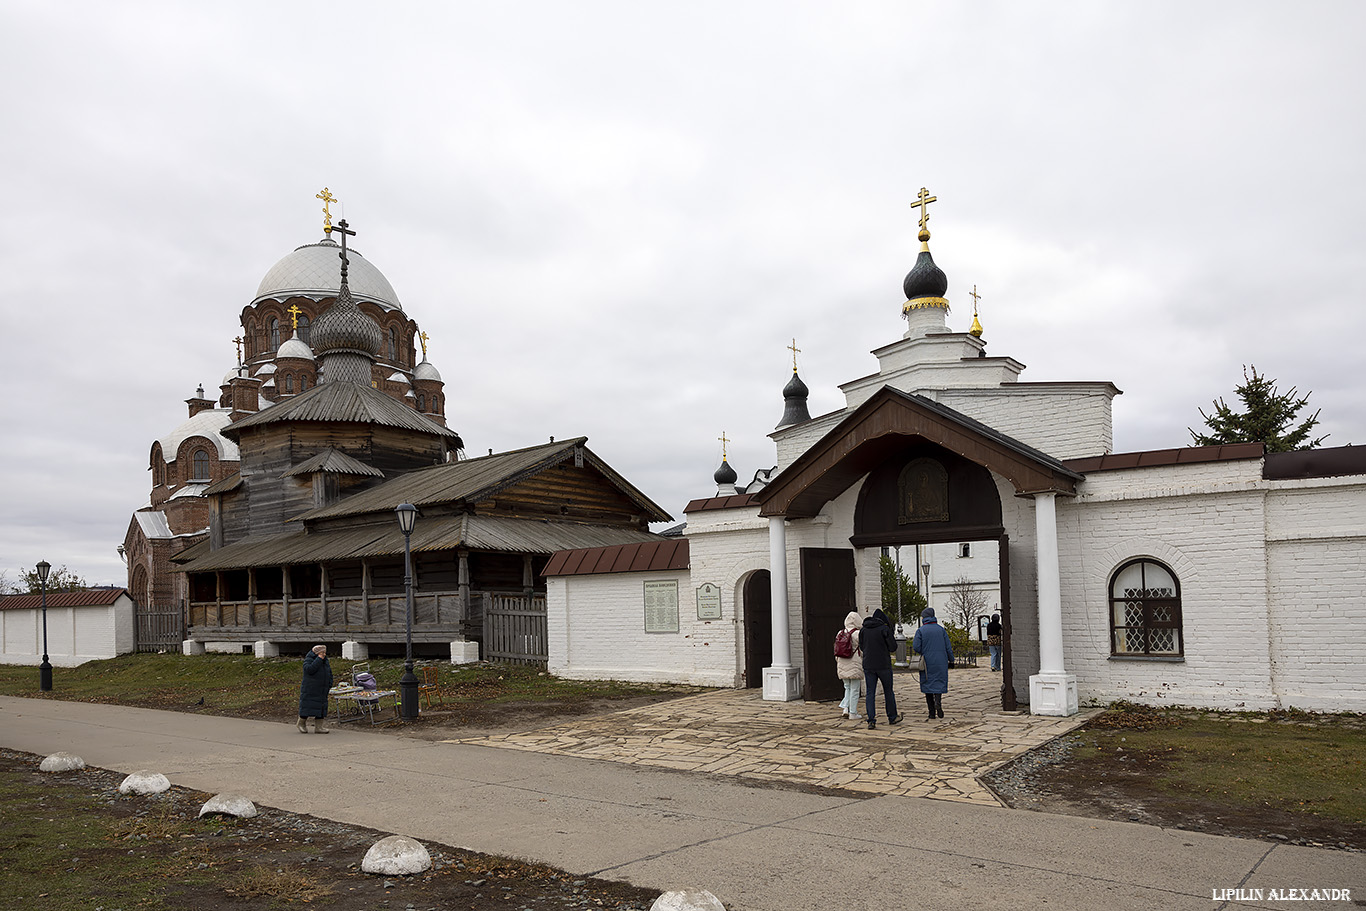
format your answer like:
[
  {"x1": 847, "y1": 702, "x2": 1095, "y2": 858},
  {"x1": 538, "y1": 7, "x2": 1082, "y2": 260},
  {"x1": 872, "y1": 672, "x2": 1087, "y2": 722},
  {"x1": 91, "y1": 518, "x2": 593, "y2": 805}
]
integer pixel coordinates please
[
  {"x1": 696, "y1": 582, "x2": 722, "y2": 620},
  {"x1": 643, "y1": 579, "x2": 679, "y2": 633}
]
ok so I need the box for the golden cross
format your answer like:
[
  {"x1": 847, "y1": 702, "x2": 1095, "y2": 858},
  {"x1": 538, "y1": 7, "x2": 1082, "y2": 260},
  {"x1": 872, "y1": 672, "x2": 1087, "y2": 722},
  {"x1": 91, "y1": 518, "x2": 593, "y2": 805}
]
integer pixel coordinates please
[
  {"x1": 910, "y1": 187, "x2": 938, "y2": 230},
  {"x1": 787, "y1": 338, "x2": 801, "y2": 372},
  {"x1": 233, "y1": 336, "x2": 243, "y2": 365},
  {"x1": 287, "y1": 304, "x2": 303, "y2": 330},
  {"x1": 969, "y1": 285, "x2": 981, "y2": 312},
  {"x1": 316, "y1": 187, "x2": 337, "y2": 234},
  {"x1": 419, "y1": 331, "x2": 430, "y2": 360},
  {"x1": 718, "y1": 431, "x2": 729, "y2": 460}
]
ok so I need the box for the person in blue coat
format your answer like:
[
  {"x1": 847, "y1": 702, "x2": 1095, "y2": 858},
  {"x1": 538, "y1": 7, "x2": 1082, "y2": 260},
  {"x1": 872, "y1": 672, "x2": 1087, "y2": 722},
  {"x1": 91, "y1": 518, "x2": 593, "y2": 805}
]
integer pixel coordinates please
[
  {"x1": 298, "y1": 644, "x2": 334, "y2": 734},
  {"x1": 912, "y1": 608, "x2": 953, "y2": 721}
]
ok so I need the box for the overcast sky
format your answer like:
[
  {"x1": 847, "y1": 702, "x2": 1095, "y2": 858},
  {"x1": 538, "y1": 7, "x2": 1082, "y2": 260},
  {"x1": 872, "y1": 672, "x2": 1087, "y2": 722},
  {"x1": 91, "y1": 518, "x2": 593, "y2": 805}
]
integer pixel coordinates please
[{"x1": 2, "y1": 1, "x2": 1363, "y2": 588}]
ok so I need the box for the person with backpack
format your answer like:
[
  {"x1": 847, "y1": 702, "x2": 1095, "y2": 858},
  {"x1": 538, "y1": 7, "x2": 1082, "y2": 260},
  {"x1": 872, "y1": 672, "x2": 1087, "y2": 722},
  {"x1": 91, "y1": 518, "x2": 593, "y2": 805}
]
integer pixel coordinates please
[
  {"x1": 861, "y1": 608, "x2": 903, "y2": 729},
  {"x1": 834, "y1": 611, "x2": 863, "y2": 720}
]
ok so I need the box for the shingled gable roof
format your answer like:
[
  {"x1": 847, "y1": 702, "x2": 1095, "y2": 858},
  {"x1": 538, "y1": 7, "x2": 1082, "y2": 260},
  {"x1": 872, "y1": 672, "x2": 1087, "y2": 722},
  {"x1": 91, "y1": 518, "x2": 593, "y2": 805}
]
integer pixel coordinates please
[
  {"x1": 294, "y1": 437, "x2": 672, "y2": 524},
  {"x1": 222, "y1": 381, "x2": 462, "y2": 442},
  {"x1": 756, "y1": 386, "x2": 1085, "y2": 518},
  {"x1": 282, "y1": 448, "x2": 385, "y2": 479}
]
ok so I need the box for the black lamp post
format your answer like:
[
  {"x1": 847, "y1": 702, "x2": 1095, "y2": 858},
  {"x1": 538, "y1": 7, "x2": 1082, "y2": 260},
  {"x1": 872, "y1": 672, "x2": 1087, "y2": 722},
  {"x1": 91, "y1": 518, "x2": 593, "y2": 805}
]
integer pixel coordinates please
[
  {"x1": 37, "y1": 560, "x2": 52, "y2": 691},
  {"x1": 395, "y1": 504, "x2": 420, "y2": 720}
]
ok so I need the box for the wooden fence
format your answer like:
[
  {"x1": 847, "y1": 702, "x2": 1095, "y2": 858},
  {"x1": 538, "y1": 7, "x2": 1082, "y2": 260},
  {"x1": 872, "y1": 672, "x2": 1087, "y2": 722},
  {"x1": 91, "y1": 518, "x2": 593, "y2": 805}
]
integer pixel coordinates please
[
  {"x1": 483, "y1": 593, "x2": 547, "y2": 666},
  {"x1": 136, "y1": 605, "x2": 185, "y2": 652}
]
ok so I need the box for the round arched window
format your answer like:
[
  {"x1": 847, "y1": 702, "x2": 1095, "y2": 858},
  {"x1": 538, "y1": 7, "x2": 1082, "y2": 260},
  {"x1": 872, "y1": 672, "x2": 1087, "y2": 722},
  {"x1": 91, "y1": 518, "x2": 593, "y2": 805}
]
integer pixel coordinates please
[
  {"x1": 1108, "y1": 559, "x2": 1183, "y2": 657},
  {"x1": 192, "y1": 449, "x2": 210, "y2": 482}
]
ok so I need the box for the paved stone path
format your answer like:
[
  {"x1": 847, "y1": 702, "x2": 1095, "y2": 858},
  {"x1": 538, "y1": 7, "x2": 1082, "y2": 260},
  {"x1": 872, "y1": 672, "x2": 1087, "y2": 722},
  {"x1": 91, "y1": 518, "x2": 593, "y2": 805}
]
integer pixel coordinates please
[{"x1": 450, "y1": 667, "x2": 1097, "y2": 805}]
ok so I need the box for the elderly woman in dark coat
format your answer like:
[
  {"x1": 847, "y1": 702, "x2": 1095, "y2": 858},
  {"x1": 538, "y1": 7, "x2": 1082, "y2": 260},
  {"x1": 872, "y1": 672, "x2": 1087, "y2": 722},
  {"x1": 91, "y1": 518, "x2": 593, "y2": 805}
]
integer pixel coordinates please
[
  {"x1": 298, "y1": 644, "x2": 334, "y2": 734},
  {"x1": 911, "y1": 608, "x2": 953, "y2": 721}
]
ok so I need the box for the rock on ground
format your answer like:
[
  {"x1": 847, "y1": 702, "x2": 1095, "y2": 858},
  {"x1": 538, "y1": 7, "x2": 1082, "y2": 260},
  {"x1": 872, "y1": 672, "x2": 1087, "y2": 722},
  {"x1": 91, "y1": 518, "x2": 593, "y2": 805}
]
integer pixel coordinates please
[
  {"x1": 118, "y1": 770, "x2": 171, "y2": 795},
  {"x1": 651, "y1": 889, "x2": 726, "y2": 911},
  {"x1": 361, "y1": 834, "x2": 432, "y2": 875},
  {"x1": 199, "y1": 793, "x2": 258, "y2": 818},
  {"x1": 39, "y1": 751, "x2": 86, "y2": 772}
]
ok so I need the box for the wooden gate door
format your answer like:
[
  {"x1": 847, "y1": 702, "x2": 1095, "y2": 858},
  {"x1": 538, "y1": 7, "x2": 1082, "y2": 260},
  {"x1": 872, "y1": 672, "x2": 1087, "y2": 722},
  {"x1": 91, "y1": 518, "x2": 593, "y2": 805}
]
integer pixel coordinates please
[
  {"x1": 742, "y1": 571, "x2": 772, "y2": 688},
  {"x1": 800, "y1": 548, "x2": 856, "y2": 701}
]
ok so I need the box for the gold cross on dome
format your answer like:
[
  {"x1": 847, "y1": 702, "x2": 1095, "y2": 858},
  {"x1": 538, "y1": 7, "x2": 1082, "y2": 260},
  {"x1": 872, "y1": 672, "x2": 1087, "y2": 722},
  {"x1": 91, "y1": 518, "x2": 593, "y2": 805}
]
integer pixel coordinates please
[
  {"x1": 787, "y1": 338, "x2": 801, "y2": 372},
  {"x1": 969, "y1": 285, "x2": 981, "y2": 311},
  {"x1": 287, "y1": 304, "x2": 303, "y2": 330},
  {"x1": 910, "y1": 187, "x2": 938, "y2": 230},
  {"x1": 419, "y1": 331, "x2": 430, "y2": 360},
  {"x1": 316, "y1": 187, "x2": 337, "y2": 234},
  {"x1": 233, "y1": 336, "x2": 243, "y2": 365},
  {"x1": 718, "y1": 431, "x2": 729, "y2": 460}
]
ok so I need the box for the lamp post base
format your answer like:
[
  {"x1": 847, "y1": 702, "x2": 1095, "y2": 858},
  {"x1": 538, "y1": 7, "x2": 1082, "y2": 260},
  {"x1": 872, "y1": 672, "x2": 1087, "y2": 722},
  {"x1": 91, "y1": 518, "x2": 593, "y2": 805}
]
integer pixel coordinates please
[
  {"x1": 399, "y1": 662, "x2": 420, "y2": 720},
  {"x1": 39, "y1": 661, "x2": 52, "y2": 692}
]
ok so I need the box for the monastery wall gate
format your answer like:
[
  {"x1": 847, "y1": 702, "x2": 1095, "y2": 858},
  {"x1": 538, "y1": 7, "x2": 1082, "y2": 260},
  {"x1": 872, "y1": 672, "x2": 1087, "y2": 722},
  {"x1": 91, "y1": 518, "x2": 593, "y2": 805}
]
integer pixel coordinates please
[
  {"x1": 135, "y1": 603, "x2": 185, "y2": 652},
  {"x1": 484, "y1": 593, "x2": 548, "y2": 666}
]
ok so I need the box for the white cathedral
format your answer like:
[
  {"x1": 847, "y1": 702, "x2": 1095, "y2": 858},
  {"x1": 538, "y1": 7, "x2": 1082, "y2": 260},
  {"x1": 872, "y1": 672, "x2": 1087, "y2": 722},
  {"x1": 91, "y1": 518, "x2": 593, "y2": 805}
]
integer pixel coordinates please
[{"x1": 542, "y1": 195, "x2": 1366, "y2": 716}]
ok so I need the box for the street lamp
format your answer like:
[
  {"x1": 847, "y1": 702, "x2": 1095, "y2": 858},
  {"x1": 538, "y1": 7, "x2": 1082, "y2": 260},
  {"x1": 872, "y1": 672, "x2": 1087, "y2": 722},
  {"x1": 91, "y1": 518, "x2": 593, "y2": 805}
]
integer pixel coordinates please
[
  {"x1": 921, "y1": 562, "x2": 932, "y2": 618},
  {"x1": 394, "y1": 504, "x2": 420, "y2": 720},
  {"x1": 36, "y1": 560, "x2": 52, "y2": 691}
]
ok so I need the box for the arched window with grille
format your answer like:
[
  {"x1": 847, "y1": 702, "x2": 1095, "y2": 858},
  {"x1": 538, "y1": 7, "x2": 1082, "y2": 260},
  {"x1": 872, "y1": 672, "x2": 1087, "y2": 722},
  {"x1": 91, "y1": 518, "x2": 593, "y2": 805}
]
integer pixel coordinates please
[
  {"x1": 388, "y1": 327, "x2": 398, "y2": 363},
  {"x1": 1109, "y1": 559, "x2": 1183, "y2": 657},
  {"x1": 192, "y1": 448, "x2": 210, "y2": 482},
  {"x1": 297, "y1": 314, "x2": 310, "y2": 344},
  {"x1": 284, "y1": 374, "x2": 294, "y2": 393},
  {"x1": 417, "y1": 393, "x2": 426, "y2": 411},
  {"x1": 270, "y1": 318, "x2": 281, "y2": 351}
]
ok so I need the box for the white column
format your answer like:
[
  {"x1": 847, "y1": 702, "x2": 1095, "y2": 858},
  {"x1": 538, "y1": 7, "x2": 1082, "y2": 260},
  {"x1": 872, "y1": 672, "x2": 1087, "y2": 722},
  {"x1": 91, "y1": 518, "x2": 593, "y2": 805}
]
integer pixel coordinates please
[
  {"x1": 763, "y1": 515, "x2": 801, "y2": 701},
  {"x1": 1029, "y1": 491, "x2": 1077, "y2": 715}
]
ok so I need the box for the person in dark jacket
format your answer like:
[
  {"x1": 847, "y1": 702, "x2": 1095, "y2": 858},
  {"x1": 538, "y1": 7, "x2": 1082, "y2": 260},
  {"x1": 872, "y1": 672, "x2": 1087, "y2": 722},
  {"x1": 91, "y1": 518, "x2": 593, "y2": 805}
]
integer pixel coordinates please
[
  {"x1": 986, "y1": 612, "x2": 1003, "y2": 672},
  {"x1": 912, "y1": 608, "x2": 953, "y2": 721},
  {"x1": 298, "y1": 644, "x2": 334, "y2": 734},
  {"x1": 860, "y1": 608, "x2": 903, "y2": 729}
]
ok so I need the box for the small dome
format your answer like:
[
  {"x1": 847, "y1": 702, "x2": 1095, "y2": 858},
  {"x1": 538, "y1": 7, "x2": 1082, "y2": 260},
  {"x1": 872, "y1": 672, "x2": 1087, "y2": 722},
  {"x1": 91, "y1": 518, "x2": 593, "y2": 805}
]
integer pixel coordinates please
[
  {"x1": 277, "y1": 335, "x2": 314, "y2": 361},
  {"x1": 157, "y1": 408, "x2": 240, "y2": 461},
  {"x1": 783, "y1": 371, "x2": 809, "y2": 399},
  {"x1": 714, "y1": 458, "x2": 738, "y2": 486},
  {"x1": 221, "y1": 367, "x2": 242, "y2": 386},
  {"x1": 254, "y1": 237, "x2": 402, "y2": 310},
  {"x1": 776, "y1": 370, "x2": 812, "y2": 430},
  {"x1": 414, "y1": 359, "x2": 442, "y2": 383}
]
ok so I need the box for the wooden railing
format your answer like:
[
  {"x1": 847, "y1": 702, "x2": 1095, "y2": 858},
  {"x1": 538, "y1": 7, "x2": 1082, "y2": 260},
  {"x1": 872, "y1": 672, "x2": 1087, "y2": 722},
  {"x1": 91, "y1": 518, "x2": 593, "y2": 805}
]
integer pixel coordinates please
[{"x1": 187, "y1": 590, "x2": 465, "y2": 637}]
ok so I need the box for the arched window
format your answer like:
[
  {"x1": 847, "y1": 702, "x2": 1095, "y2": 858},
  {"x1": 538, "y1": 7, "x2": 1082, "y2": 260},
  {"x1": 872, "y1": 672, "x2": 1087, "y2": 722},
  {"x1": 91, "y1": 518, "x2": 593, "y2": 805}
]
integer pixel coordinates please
[
  {"x1": 270, "y1": 318, "x2": 281, "y2": 351},
  {"x1": 1109, "y1": 559, "x2": 1183, "y2": 657},
  {"x1": 192, "y1": 449, "x2": 210, "y2": 481},
  {"x1": 434, "y1": 395, "x2": 441, "y2": 414},
  {"x1": 959, "y1": 543, "x2": 971, "y2": 558},
  {"x1": 417, "y1": 393, "x2": 426, "y2": 411},
  {"x1": 297, "y1": 314, "x2": 310, "y2": 344},
  {"x1": 299, "y1": 374, "x2": 308, "y2": 391},
  {"x1": 284, "y1": 374, "x2": 294, "y2": 393},
  {"x1": 388, "y1": 327, "x2": 398, "y2": 363}
]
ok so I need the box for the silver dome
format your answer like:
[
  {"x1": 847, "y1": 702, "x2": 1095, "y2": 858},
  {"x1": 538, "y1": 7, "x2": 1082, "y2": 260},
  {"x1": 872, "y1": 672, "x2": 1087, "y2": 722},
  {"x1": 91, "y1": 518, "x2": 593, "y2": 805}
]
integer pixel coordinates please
[{"x1": 253, "y1": 237, "x2": 402, "y2": 310}]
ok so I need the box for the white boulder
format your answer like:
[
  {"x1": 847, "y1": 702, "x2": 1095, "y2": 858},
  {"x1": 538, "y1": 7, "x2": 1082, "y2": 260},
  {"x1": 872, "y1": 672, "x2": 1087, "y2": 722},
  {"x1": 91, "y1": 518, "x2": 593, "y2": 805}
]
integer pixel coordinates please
[
  {"x1": 651, "y1": 890, "x2": 727, "y2": 911},
  {"x1": 118, "y1": 770, "x2": 171, "y2": 795},
  {"x1": 361, "y1": 834, "x2": 432, "y2": 875},
  {"x1": 199, "y1": 793, "x2": 258, "y2": 818},
  {"x1": 39, "y1": 752, "x2": 86, "y2": 772}
]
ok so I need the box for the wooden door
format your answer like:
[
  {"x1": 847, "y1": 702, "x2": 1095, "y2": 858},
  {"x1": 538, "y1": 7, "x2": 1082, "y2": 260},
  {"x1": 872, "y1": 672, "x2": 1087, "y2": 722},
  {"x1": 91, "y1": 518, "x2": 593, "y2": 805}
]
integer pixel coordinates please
[
  {"x1": 800, "y1": 548, "x2": 856, "y2": 701},
  {"x1": 743, "y1": 571, "x2": 772, "y2": 688}
]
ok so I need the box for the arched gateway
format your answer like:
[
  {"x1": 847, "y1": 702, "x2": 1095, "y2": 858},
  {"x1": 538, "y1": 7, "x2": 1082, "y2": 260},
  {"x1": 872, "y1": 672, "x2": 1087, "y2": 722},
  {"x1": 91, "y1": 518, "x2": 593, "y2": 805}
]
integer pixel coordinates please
[{"x1": 754, "y1": 386, "x2": 1082, "y2": 712}]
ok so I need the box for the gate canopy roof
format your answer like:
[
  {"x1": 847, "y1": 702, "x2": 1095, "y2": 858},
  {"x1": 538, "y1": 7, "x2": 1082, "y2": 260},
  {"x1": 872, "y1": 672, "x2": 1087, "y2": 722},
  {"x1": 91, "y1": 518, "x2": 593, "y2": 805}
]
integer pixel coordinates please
[{"x1": 756, "y1": 387, "x2": 1084, "y2": 518}]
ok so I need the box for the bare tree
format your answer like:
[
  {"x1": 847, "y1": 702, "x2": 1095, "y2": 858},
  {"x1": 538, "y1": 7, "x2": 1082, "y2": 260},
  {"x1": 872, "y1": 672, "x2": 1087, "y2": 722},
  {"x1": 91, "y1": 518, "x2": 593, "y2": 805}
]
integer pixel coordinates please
[{"x1": 946, "y1": 575, "x2": 990, "y2": 634}]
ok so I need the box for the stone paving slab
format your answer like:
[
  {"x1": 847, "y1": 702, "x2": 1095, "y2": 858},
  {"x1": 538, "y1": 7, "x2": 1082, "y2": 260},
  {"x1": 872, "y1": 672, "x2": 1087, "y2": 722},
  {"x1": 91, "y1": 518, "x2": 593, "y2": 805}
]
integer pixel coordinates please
[{"x1": 449, "y1": 667, "x2": 1097, "y2": 805}]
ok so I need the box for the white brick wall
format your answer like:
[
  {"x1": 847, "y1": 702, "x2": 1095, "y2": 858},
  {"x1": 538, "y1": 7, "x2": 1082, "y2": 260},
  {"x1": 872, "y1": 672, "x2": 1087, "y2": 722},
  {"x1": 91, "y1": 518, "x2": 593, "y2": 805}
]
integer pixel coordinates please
[
  {"x1": 547, "y1": 569, "x2": 739, "y2": 686},
  {"x1": 0, "y1": 598, "x2": 136, "y2": 666}
]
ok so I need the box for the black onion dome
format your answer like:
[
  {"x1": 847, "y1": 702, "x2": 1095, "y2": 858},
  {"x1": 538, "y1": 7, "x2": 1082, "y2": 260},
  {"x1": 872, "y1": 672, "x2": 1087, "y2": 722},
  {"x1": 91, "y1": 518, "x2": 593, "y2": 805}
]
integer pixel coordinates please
[
  {"x1": 776, "y1": 370, "x2": 812, "y2": 429},
  {"x1": 903, "y1": 248, "x2": 948, "y2": 301},
  {"x1": 714, "y1": 459, "x2": 738, "y2": 486}
]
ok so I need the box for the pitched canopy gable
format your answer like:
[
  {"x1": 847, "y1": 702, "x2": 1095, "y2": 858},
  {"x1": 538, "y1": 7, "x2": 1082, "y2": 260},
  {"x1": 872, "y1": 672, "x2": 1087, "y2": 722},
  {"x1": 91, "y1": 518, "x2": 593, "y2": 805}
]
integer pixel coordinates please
[
  {"x1": 294, "y1": 437, "x2": 671, "y2": 525},
  {"x1": 756, "y1": 386, "x2": 1084, "y2": 518}
]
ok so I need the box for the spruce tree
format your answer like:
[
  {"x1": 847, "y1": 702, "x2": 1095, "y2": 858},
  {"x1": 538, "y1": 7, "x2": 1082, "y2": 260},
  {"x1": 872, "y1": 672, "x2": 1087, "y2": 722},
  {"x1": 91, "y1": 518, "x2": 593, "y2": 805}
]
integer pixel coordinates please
[{"x1": 1189, "y1": 365, "x2": 1325, "y2": 452}]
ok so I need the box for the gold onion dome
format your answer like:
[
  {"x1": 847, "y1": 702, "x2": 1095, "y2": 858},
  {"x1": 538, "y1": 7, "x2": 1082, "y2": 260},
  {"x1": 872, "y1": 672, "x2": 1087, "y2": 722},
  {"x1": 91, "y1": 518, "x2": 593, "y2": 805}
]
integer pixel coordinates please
[{"x1": 902, "y1": 228, "x2": 949, "y2": 314}]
